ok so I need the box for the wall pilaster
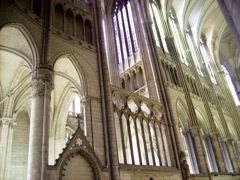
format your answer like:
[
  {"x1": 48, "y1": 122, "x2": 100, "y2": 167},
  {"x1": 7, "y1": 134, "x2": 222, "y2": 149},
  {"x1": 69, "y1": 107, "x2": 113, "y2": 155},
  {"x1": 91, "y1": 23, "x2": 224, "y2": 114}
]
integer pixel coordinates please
[
  {"x1": 225, "y1": 138, "x2": 240, "y2": 173},
  {"x1": 190, "y1": 126, "x2": 209, "y2": 174},
  {"x1": 210, "y1": 132, "x2": 226, "y2": 173}
]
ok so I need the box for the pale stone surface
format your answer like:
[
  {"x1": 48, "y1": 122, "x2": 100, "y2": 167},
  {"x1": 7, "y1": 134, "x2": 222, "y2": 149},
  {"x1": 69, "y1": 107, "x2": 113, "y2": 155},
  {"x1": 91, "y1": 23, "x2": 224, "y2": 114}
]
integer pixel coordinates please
[{"x1": 0, "y1": 0, "x2": 240, "y2": 180}]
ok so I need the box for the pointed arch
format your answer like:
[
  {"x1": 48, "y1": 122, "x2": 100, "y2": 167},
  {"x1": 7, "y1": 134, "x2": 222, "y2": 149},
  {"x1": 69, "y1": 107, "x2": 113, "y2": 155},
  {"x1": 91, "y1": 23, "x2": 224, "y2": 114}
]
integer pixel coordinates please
[
  {"x1": 54, "y1": 3, "x2": 64, "y2": 31},
  {"x1": 0, "y1": 23, "x2": 37, "y2": 119},
  {"x1": 49, "y1": 54, "x2": 87, "y2": 164},
  {"x1": 65, "y1": 9, "x2": 74, "y2": 35},
  {"x1": 76, "y1": 14, "x2": 84, "y2": 40},
  {"x1": 10, "y1": 109, "x2": 30, "y2": 179},
  {"x1": 85, "y1": 20, "x2": 93, "y2": 44},
  {"x1": 176, "y1": 98, "x2": 190, "y2": 130},
  {"x1": 212, "y1": 115, "x2": 225, "y2": 139},
  {"x1": 194, "y1": 107, "x2": 210, "y2": 134},
  {"x1": 53, "y1": 54, "x2": 86, "y2": 95},
  {"x1": 0, "y1": 23, "x2": 39, "y2": 70}
]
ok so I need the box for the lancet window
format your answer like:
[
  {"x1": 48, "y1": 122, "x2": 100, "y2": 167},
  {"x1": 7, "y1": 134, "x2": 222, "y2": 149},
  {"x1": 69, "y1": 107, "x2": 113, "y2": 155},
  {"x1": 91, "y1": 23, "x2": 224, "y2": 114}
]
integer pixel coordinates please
[
  {"x1": 186, "y1": 29, "x2": 203, "y2": 76},
  {"x1": 112, "y1": 0, "x2": 139, "y2": 65},
  {"x1": 149, "y1": 0, "x2": 168, "y2": 53},
  {"x1": 169, "y1": 11, "x2": 188, "y2": 65},
  {"x1": 222, "y1": 65, "x2": 240, "y2": 105},
  {"x1": 199, "y1": 42, "x2": 217, "y2": 84}
]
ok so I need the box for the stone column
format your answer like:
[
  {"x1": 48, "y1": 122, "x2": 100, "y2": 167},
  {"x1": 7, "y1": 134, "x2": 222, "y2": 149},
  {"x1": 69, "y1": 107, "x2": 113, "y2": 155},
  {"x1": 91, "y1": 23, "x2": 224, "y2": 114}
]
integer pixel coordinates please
[
  {"x1": 237, "y1": 141, "x2": 240, "y2": 166},
  {"x1": 27, "y1": 69, "x2": 53, "y2": 180},
  {"x1": 93, "y1": 1, "x2": 120, "y2": 179},
  {"x1": 210, "y1": 132, "x2": 226, "y2": 173},
  {"x1": 0, "y1": 117, "x2": 12, "y2": 180},
  {"x1": 226, "y1": 138, "x2": 240, "y2": 173},
  {"x1": 80, "y1": 97, "x2": 87, "y2": 136},
  {"x1": 190, "y1": 126, "x2": 208, "y2": 174}
]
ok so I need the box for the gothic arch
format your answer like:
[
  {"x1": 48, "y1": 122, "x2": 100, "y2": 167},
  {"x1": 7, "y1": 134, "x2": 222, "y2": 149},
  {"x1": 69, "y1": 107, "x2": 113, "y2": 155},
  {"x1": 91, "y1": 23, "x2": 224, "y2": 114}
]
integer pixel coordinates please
[
  {"x1": 194, "y1": 107, "x2": 210, "y2": 135},
  {"x1": 0, "y1": 23, "x2": 36, "y2": 119},
  {"x1": 52, "y1": 54, "x2": 86, "y2": 93},
  {"x1": 176, "y1": 98, "x2": 190, "y2": 131},
  {"x1": 0, "y1": 23, "x2": 39, "y2": 70},
  {"x1": 212, "y1": 115, "x2": 225, "y2": 139},
  {"x1": 59, "y1": 147, "x2": 101, "y2": 180},
  {"x1": 49, "y1": 54, "x2": 87, "y2": 164},
  {"x1": 9, "y1": 110, "x2": 30, "y2": 179},
  {"x1": 226, "y1": 119, "x2": 239, "y2": 141}
]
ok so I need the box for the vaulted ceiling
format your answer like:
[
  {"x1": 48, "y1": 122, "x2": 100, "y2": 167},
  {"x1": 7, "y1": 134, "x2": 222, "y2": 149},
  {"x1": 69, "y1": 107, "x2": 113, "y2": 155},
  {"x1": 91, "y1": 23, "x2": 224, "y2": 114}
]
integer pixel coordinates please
[
  {"x1": 166, "y1": 0, "x2": 239, "y2": 82},
  {"x1": 102, "y1": 0, "x2": 240, "y2": 84}
]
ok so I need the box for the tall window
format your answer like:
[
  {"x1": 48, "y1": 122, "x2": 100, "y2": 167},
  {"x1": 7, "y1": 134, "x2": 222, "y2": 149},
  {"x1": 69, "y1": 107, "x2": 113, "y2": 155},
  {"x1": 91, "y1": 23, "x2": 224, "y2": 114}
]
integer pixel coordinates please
[
  {"x1": 149, "y1": 0, "x2": 168, "y2": 53},
  {"x1": 186, "y1": 30, "x2": 203, "y2": 76},
  {"x1": 169, "y1": 11, "x2": 188, "y2": 65},
  {"x1": 222, "y1": 65, "x2": 240, "y2": 106},
  {"x1": 69, "y1": 95, "x2": 81, "y2": 114},
  {"x1": 112, "y1": 0, "x2": 139, "y2": 64},
  {"x1": 181, "y1": 128, "x2": 200, "y2": 174},
  {"x1": 202, "y1": 135, "x2": 218, "y2": 173},
  {"x1": 200, "y1": 42, "x2": 217, "y2": 84}
]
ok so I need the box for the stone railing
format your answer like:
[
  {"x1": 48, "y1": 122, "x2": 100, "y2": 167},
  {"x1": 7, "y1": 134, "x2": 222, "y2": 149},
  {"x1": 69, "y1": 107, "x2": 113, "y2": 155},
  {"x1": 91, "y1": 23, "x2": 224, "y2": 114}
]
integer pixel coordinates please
[{"x1": 111, "y1": 85, "x2": 171, "y2": 167}]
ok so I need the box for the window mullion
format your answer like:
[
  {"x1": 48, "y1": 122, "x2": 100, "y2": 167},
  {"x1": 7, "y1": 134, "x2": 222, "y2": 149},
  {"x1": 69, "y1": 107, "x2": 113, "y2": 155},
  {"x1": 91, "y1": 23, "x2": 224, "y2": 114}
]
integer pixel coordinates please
[
  {"x1": 154, "y1": 122, "x2": 162, "y2": 166},
  {"x1": 113, "y1": 15, "x2": 123, "y2": 64},
  {"x1": 124, "y1": 2, "x2": 135, "y2": 53},
  {"x1": 147, "y1": 121, "x2": 156, "y2": 165},
  {"x1": 126, "y1": 3, "x2": 138, "y2": 51},
  {"x1": 141, "y1": 119, "x2": 149, "y2": 165},
  {"x1": 119, "y1": 113, "x2": 127, "y2": 164},
  {"x1": 122, "y1": 7, "x2": 133, "y2": 56},
  {"x1": 116, "y1": 13, "x2": 125, "y2": 65},
  {"x1": 126, "y1": 116, "x2": 135, "y2": 164},
  {"x1": 120, "y1": 9, "x2": 131, "y2": 68},
  {"x1": 134, "y1": 117, "x2": 142, "y2": 165}
]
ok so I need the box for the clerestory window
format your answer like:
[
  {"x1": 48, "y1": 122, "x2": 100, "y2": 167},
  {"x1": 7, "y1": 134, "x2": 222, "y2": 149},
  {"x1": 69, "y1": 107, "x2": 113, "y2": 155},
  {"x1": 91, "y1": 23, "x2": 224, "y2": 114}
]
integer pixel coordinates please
[
  {"x1": 169, "y1": 11, "x2": 188, "y2": 65},
  {"x1": 199, "y1": 42, "x2": 217, "y2": 84},
  {"x1": 222, "y1": 65, "x2": 240, "y2": 106},
  {"x1": 149, "y1": 0, "x2": 168, "y2": 53},
  {"x1": 112, "y1": 0, "x2": 139, "y2": 65},
  {"x1": 186, "y1": 30, "x2": 203, "y2": 76}
]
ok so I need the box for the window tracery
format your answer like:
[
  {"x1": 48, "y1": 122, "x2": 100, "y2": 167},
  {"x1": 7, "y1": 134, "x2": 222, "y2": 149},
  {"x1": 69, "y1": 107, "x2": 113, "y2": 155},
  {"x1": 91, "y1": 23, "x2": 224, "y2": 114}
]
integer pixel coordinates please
[{"x1": 112, "y1": 0, "x2": 139, "y2": 64}]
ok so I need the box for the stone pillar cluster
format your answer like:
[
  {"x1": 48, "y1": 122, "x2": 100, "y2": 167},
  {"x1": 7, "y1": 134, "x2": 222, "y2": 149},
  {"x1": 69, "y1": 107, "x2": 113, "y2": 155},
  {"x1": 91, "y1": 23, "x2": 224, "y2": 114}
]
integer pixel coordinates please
[{"x1": 27, "y1": 68, "x2": 53, "y2": 180}]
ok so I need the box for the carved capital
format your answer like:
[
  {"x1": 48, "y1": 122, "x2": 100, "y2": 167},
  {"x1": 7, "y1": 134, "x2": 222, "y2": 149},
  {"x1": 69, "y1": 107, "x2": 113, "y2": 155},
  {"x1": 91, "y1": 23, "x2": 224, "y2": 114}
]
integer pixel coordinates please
[
  {"x1": 223, "y1": 136, "x2": 234, "y2": 143},
  {"x1": 0, "y1": 117, "x2": 12, "y2": 125},
  {"x1": 209, "y1": 131, "x2": 219, "y2": 139},
  {"x1": 190, "y1": 125, "x2": 201, "y2": 136},
  {"x1": 31, "y1": 67, "x2": 54, "y2": 98}
]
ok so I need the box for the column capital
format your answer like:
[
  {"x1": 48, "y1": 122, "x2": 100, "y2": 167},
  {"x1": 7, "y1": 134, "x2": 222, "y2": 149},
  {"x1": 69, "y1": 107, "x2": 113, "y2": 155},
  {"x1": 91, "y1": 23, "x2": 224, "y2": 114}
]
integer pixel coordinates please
[
  {"x1": 33, "y1": 66, "x2": 53, "y2": 83},
  {"x1": 190, "y1": 125, "x2": 201, "y2": 130},
  {"x1": 147, "y1": 20, "x2": 153, "y2": 25},
  {"x1": 223, "y1": 136, "x2": 234, "y2": 142},
  {"x1": 80, "y1": 96, "x2": 91, "y2": 104},
  {"x1": 0, "y1": 117, "x2": 12, "y2": 125},
  {"x1": 190, "y1": 126, "x2": 201, "y2": 137},
  {"x1": 209, "y1": 131, "x2": 220, "y2": 139},
  {"x1": 31, "y1": 68, "x2": 54, "y2": 98}
]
